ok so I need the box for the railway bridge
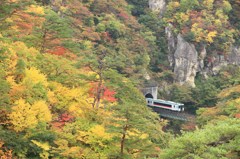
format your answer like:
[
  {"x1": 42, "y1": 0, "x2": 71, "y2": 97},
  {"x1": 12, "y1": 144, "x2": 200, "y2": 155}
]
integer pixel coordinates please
[
  {"x1": 141, "y1": 85, "x2": 195, "y2": 121},
  {"x1": 150, "y1": 106, "x2": 195, "y2": 121}
]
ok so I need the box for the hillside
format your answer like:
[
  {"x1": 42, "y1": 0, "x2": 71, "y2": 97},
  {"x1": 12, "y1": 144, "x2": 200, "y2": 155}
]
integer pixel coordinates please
[
  {"x1": 0, "y1": 0, "x2": 240, "y2": 159},
  {"x1": 0, "y1": 0, "x2": 168, "y2": 158}
]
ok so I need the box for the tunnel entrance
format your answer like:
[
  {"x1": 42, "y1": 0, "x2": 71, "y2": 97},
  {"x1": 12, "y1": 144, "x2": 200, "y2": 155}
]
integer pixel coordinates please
[{"x1": 145, "y1": 93, "x2": 153, "y2": 99}]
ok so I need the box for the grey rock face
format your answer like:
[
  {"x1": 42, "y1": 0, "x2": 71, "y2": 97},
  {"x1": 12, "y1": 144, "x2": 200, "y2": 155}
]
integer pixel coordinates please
[
  {"x1": 207, "y1": 46, "x2": 240, "y2": 75},
  {"x1": 228, "y1": 46, "x2": 240, "y2": 65},
  {"x1": 173, "y1": 35, "x2": 198, "y2": 87},
  {"x1": 166, "y1": 31, "x2": 240, "y2": 86},
  {"x1": 165, "y1": 24, "x2": 176, "y2": 67},
  {"x1": 149, "y1": 0, "x2": 166, "y2": 16}
]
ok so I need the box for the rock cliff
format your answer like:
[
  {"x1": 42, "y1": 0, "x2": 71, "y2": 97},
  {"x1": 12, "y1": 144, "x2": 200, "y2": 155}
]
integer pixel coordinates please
[
  {"x1": 149, "y1": 0, "x2": 240, "y2": 87},
  {"x1": 148, "y1": 0, "x2": 166, "y2": 16},
  {"x1": 166, "y1": 31, "x2": 240, "y2": 86},
  {"x1": 173, "y1": 34, "x2": 198, "y2": 87}
]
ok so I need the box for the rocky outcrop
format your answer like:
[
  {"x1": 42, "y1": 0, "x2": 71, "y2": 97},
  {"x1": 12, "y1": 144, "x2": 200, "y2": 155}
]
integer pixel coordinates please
[
  {"x1": 165, "y1": 24, "x2": 176, "y2": 68},
  {"x1": 173, "y1": 34, "x2": 198, "y2": 87},
  {"x1": 149, "y1": 0, "x2": 166, "y2": 16},
  {"x1": 148, "y1": 0, "x2": 240, "y2": 87},
  {"x1": 227, "y1": 46, "x2": 240, "y2": 65},
  {"x1": 206, "y1": 46, "x2": 240, "y2": 75},
  {"x1": 166, "y1": 31, "x2": 240, "y2": 86}
]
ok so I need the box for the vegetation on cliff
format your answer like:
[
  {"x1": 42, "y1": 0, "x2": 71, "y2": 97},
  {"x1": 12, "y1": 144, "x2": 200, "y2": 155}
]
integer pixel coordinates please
[{"x1": 0, "y1": 0, "x2": 240, "y2": 158}]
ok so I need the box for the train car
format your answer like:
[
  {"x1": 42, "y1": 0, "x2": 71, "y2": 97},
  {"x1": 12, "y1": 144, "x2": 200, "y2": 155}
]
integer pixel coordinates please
[{"x1": 146, "y1": 98, "x2": 184, "y2": 112}]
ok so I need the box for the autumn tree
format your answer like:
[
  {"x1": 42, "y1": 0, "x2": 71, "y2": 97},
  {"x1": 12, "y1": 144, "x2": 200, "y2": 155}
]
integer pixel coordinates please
[
  {"x1": 161, "y1": 118, "x2": 240, "y2": 159},
  {"x1": 39, "y1": 9, "x2": 72, "y2": 53},
  {"x1": 81, "y1": 44, "x2": 115, "y2": 109},
  {"x1": 104, "y1": 70, "x2": 168, "y2": 158}
]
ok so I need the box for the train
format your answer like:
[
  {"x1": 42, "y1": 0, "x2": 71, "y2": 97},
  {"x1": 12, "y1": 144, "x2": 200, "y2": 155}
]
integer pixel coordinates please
[{"x1": 146, "y1": 98, "x2": 184, "y2": 112}]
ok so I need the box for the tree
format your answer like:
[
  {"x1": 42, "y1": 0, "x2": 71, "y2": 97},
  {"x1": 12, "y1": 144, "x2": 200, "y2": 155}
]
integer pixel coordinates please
[
  {"x1": 39, "y1": 9, "x2": 72, "y2": 53},
  {"x1": 103, "y1": 70, "x2": 168, "y2": 158},
  {"x1": 81, "y1": 45, "x2": 114, "y2": 109},
  {"x1": 0, "y1": 67, "x2": 10, "y2": 110},
  {"x1": 14, "y1": 58, "x2": 26, "y2": 83},
  {"x1": 126, "y1": 0, "x2": 149, "y2": 16},
  {"x1": 160, "y1": 118, "x2": 240, "y2": 159}
]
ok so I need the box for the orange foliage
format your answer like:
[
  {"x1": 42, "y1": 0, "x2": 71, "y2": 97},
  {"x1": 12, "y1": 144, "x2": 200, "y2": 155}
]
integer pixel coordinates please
[
  {"x1": 9, "y1": 85, "x2": 26, "y2": 102},
  {"x1": 89, "y1": 84, "x2": 117, "y2": 103},
  {"x1": 0, "y1": 110, "x2": 8, "y2": 125},
  {"x1": 47, "y1": 46, "x2": 77, "y2": 60},
  {"x1": 51, "y1": 113, "x2": 74, "y2": 130},
  {"x1": 0, "y1": 141, "x2": 14, "y2": 159},
  {"x1": 82, "y1": 28, "x2": 101, "y2": 41},
  {"x1": 75, "y1": 6, "x2": 92, "y2": 17},
  {"x1": 48, "y1": 46, "x2": 67, "y2": 56},
  {"x1": 100, "y1": 32, "x2": 112, "y2": 42},
  {"x1": 102, "y1": 89, "x2": 117, "y2": 102},
  {"x1": 234, "y1": 113, "x2": 240, "y2": 118},
  {"x1": 59, "y1": 113, "x2": 74, "y2": 122},
  {"x1": 11, "y1": 11, "x2": 44, "y2": 37},
  {"x1": 118, "y1": 11, "x2": 130, "y2": 21}
]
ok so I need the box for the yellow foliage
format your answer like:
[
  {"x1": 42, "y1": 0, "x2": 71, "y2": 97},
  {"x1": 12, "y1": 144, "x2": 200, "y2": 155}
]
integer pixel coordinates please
[
  {"x1": 49, "y1": 82, "x2": 92, "y2": 114},
  {"x1": 31, "y1": 140, "x2": 50, "y2": 159},
  {"x1": 68, "y1": 103, "x2": 84, "y2": 117},
  {"x1": 0, "y1": 42, "x2": 18, "y2": 75},
  {"x1": 77, "y1": 125, "x2": 112, "y2": 148},
  {"x1": 25, "y1": 5, "x2": 45, "y2": 15},
  {"x1": 218, "y1": 85, "x2": 240, "y2": 98},
  {"x1": 215, "y1": 9, "x2": 226, "y2": 20},
  {"x1": 32, "y1": 100, "x2": 52, "y2": 122},
  {"x1": 191, "y1": 23, "x2": 206, "y2": 42},
  {"x1": 203, "y1": 0, "x2": 214, "y2": 10},
  {"x1": 1, "y1": 41, "x2": 39, "y2": 76},
  {"x1": 9, "y1": 99, "x2": 38, "y2": 132},
  {"x1": 31, "y1": 140, "x2": 50, "y2": 151},
  {"x1": 6, "y1": 76, "x2": 17, "y2": 87},
  {"x1": 214, "y1": 19, "x2": 222, "y2": 27},
  {"x1": 175, "y1": 12, "x2": 189, "y2": 26},
  {"x1": 10, "y1": 25, "x2": 19, "y2": 31},
  {"x1": 206, "y1": 31, "x2": 217, "y2": 43},
  {"x1": 47, "y1": 90, "x2": 58, "y2": 105},
  {"x1": 222, "y1": 0, "x2": 232, "y2": 12},
  {"x1": 81, "y1": 40, "x2": 93, "y2": 50},
  {"x1": 89, "y1": 125, "x2": 112, "y2": 140},
  {"x1": 12, "y1": 41, "x2": 39, "y2": 57},
  {"x1": 9, "y1": 99, "x2": 52, "y2": 132},
  {"x1": 167, "y1": 1, "x2": 180, "y2": 11},
  {"x1": 126, "y1": 129, "x2": 148, "y2": 139},
  {"x1": 180, "y1": 13, "x2": 189, "y2": 22},
  {"x1": 24, "y1": 67, "x2": 48, "y2": 86},
  {"x1": 5, "y1": 18, "x2": 14, "y2": 23}
]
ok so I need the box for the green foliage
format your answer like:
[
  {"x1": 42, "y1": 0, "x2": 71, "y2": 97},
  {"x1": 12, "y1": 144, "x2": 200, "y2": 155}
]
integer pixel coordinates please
[
  {"x1": 193, "y1": 80, "x2": 220, "y2": 107},
  {"x1": 138, "y1": 10, "x2": 168, "y2": 72},
  {"x1": 126, "y1": 0, "x2": 149, "y2": 16},
  {"x1": 15, "y1": 59, "x2": 26, "y2": 83},
  {"x1": 161, "y1": 118, "x2": 240, "y2": 159},
  {"x1": 165, "y1": 0, "x2": 236, "y2": 53},
  {"x1": 0, "y1": 77, "x2": 10, "y2": 109},
  {"x1": 5, "y1": 0, "x2": 240, "y2": 158}
]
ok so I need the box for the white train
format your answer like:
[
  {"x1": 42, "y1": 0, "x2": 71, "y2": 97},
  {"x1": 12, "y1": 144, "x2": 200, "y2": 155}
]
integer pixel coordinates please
[{"x1": 146, "y1": 98, "x2": 184, "y2": 112}]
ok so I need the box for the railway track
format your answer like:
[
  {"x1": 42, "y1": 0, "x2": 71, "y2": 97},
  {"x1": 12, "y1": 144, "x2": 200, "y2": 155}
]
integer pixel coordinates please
[{"x1": 150, "y1": 106, "x2": 196, "y2": 121}]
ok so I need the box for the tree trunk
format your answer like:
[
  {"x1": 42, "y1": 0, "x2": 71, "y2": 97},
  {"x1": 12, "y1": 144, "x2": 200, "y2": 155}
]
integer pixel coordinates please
[
  {"x1": 95, "y1": 73, "x2": 103, "y2": 109},
  {"x1": 40, "y1": 27, "x2": 47, "y2": 53},
  {"x1": 120, "y1": 125, "x2": 128, "y2": 157}
]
